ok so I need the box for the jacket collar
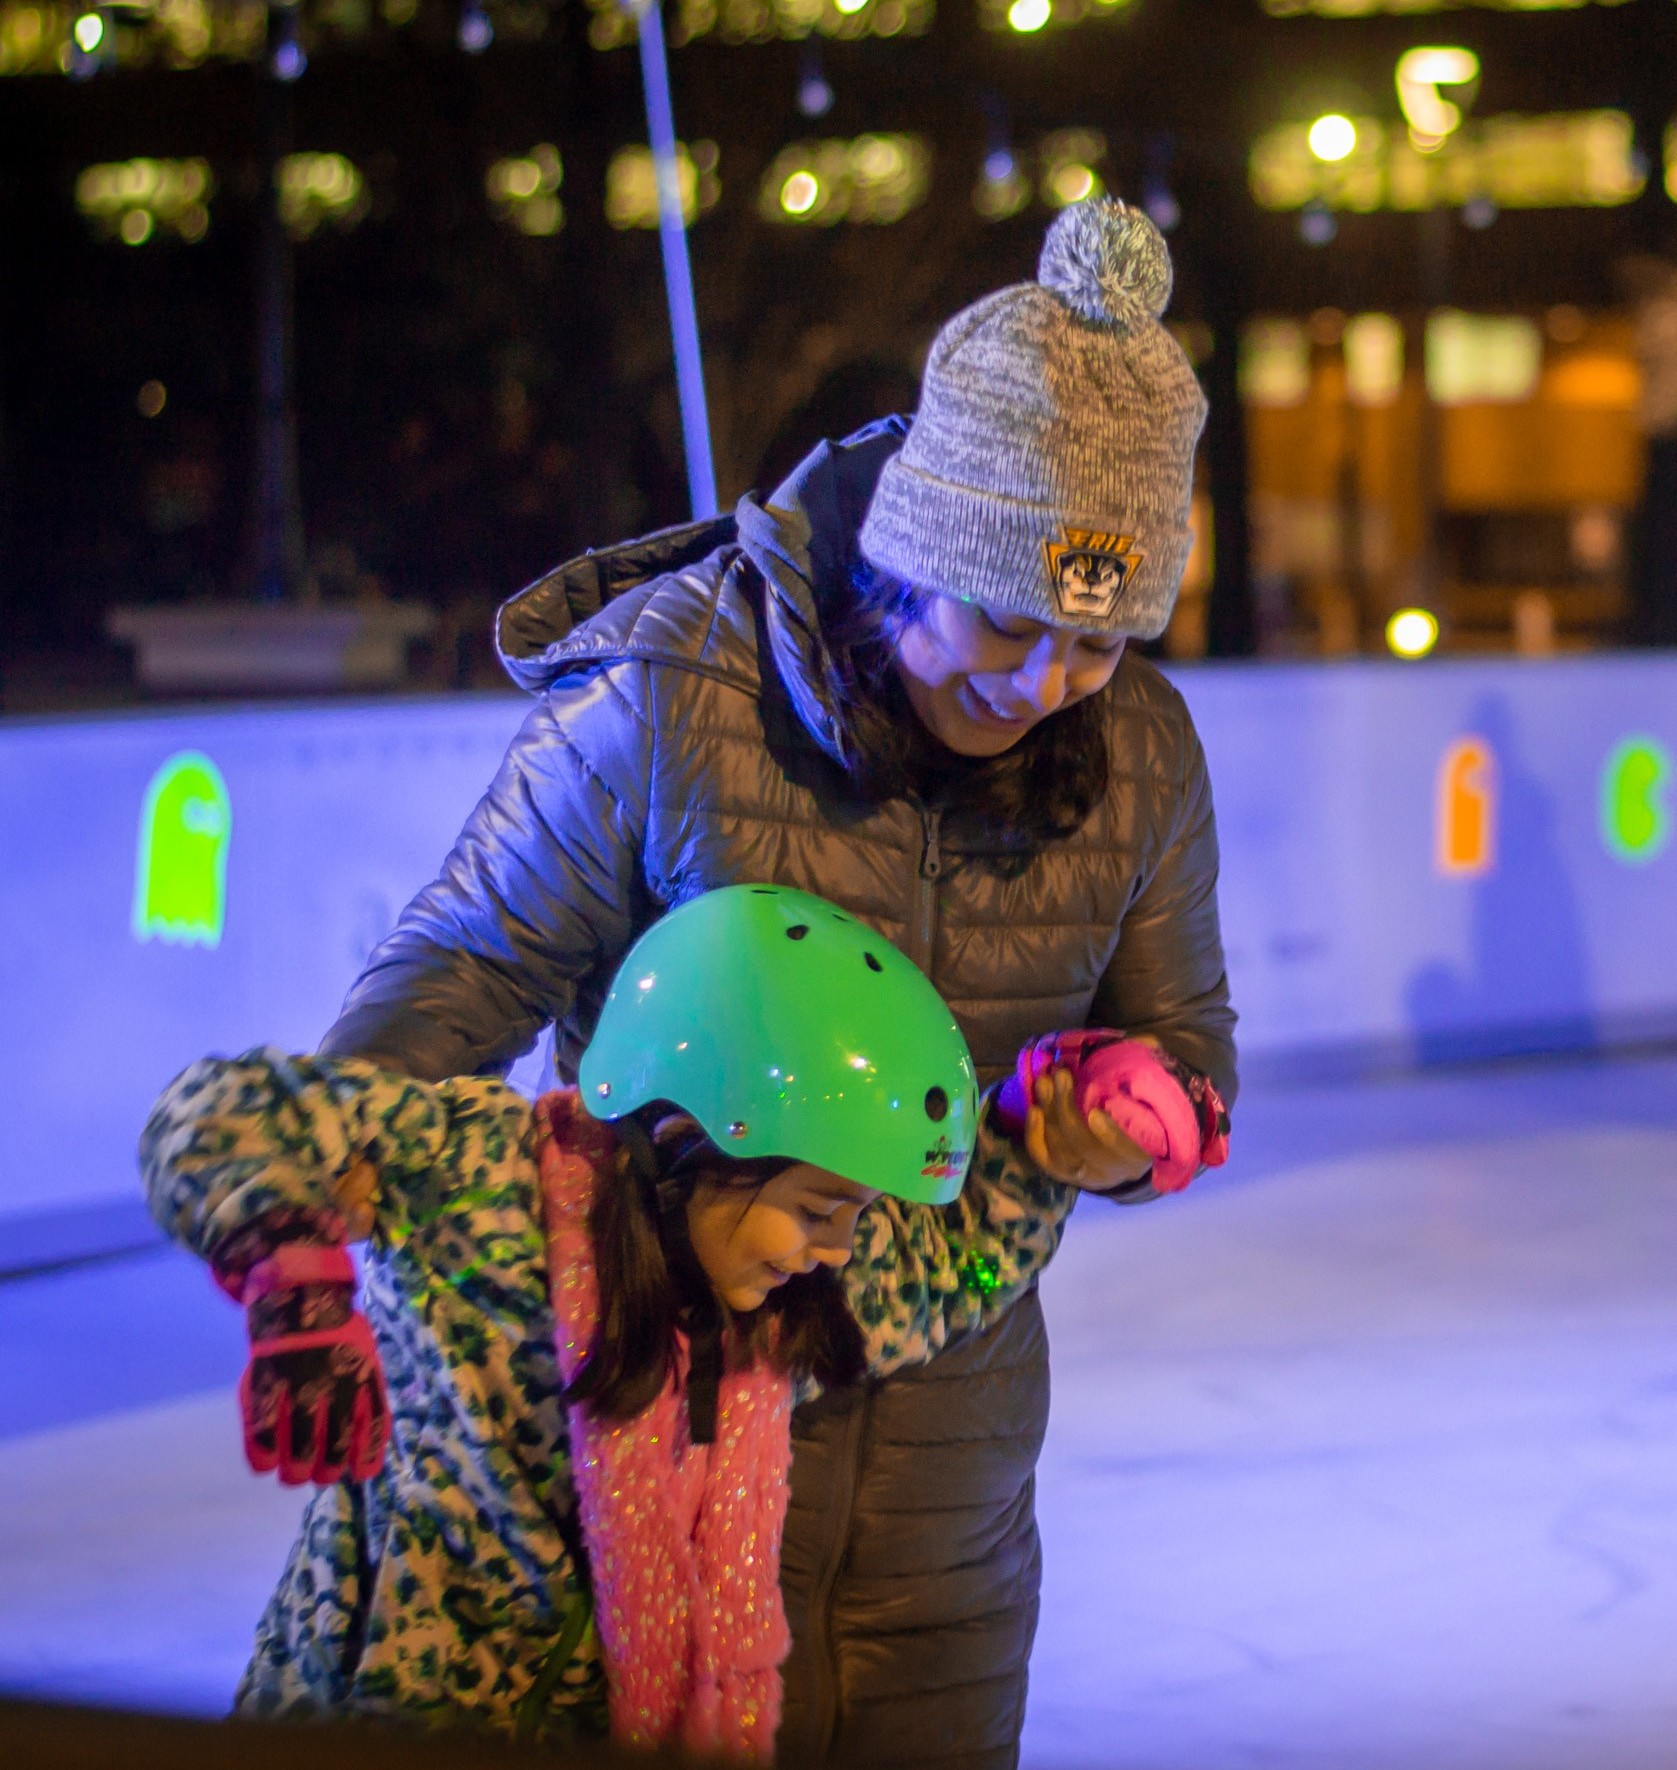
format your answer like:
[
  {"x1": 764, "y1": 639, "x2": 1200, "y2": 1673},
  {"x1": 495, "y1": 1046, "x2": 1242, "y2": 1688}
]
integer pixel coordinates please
[
  {"x1": 492, "y1": 418, "x2": 908, "y2": 764},
  {"x1": 736, "y1": 416, "x2": 906, "y2": 763}
]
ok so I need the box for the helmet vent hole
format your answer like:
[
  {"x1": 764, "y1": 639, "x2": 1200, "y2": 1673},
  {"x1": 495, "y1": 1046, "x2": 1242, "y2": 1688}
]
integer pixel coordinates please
[
  {"x1": 751, "y1": 887, "x2": 777, "y2": 895},
  {"x1": 786, "y1": 924, "x2": 810, "y2": 941},
  {"x1": 864, "y1": 952, "x2": 883, "y2": 972},
  {"x1": 924, "y1": 1087, "x2": 949, "y2": 1122}
]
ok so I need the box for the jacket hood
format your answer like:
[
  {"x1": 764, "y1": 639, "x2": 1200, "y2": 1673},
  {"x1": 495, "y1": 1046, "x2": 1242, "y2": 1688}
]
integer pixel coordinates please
[
  {"x1": 493, "y1": 418, "x2": 908, "y2": 732},
  {"x1": 494, "y1": 512, "x2": 738, "y2": 695},
  {"x1": 734, "y1": 416, "x2": 906, "y2": 758}
]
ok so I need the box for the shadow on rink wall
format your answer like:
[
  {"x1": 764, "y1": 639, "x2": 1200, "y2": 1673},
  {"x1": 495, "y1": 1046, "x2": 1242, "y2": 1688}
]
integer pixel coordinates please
[{"x1": 1405, "y1": 692, "x2": 1598, "y2": 1065}]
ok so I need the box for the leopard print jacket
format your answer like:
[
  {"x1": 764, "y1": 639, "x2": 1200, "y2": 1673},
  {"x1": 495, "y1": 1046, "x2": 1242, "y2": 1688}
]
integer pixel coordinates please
[{"x1": 140, "y1": 1050, "x2": 1076, "y2": 1743}]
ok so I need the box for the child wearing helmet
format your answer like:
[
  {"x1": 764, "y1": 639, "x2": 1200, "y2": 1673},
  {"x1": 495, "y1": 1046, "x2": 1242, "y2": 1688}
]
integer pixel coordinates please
[{"x1": 140, "y1": 888, "x2": 1075, "y2": 1761}]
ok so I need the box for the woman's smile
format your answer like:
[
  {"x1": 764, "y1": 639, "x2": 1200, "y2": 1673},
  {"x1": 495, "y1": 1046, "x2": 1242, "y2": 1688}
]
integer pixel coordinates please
[
  {"x1": 957, "y1": 681, "x2": 1033, "y2": 731},
  {"x1": 892, "y1": 592, "x2": 1127, "y2": 758}
]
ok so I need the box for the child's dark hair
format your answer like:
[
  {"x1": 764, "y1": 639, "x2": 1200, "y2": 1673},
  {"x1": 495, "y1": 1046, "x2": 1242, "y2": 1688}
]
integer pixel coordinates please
[
  {"x1": 563, "y1": 1112, "x2": 867, "y2": 1423},
  {"x1": 817, "y1": 552, "x2": 1112, "y2": 849}
]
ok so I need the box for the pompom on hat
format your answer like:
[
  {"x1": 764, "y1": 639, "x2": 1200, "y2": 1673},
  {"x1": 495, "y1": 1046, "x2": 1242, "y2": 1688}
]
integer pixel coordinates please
[{"x1": 858, "y1": 196, "x2": 1207, "y2": 640}]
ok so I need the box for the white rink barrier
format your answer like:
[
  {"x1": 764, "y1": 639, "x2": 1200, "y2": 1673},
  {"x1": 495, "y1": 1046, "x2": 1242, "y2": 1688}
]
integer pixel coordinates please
[{"x1": 1, "y1": 655, "x2": 1672, "y2": 1233}]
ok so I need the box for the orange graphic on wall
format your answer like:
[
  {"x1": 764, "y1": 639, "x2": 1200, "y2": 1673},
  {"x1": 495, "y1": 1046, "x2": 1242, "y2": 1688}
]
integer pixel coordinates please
[{"x1": 1436, "y1": 737, "x2": 1497, "y2": 877}]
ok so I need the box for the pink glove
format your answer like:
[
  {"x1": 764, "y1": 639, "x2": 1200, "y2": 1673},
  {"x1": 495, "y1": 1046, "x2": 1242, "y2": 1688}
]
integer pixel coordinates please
[
  {"x1": 216, "y1": 1242, "x2": 390, "y2": 1485},
  {"x1": 997, "y1": 1028, "x2": 1229, "y2": 1193}
]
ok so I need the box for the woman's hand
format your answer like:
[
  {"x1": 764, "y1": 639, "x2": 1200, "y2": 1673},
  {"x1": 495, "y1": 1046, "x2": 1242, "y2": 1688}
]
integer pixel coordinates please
[{"x1": 1022, "y1": 1066, "x2": 1155, "y2": 1192}]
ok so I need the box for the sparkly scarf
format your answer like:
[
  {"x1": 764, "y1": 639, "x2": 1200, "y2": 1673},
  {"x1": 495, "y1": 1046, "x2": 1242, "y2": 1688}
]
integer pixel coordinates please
[{"x1": 535, "y1": 1090, "x2": 793, "y2": 1763}]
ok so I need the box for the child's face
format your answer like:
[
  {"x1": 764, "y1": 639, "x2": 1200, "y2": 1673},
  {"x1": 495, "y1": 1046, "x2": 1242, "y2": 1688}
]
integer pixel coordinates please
[{"x1": 686, "y1": 1163, "x2": 881, "y2": 1313}]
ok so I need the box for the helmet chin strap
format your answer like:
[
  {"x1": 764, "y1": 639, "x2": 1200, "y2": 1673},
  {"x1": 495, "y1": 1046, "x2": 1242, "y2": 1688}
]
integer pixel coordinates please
[{"x1": 617, "y1": 1114, "x2": 725, "y2": 1447}]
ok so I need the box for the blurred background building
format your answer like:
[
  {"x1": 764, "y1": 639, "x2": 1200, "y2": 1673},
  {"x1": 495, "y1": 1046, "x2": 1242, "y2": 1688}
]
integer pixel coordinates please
[{"x1": 2, "y1": 0, "x2": 1676, "y2": 706}]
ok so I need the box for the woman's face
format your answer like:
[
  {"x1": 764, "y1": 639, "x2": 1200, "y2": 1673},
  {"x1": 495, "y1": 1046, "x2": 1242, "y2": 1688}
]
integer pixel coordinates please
[
  {"x1": 686, "y1": 1164, "x2": 880, "y2": 1313},
  {"x1": 891, "y1": 594, "x2": 1127, "y2": 758}
]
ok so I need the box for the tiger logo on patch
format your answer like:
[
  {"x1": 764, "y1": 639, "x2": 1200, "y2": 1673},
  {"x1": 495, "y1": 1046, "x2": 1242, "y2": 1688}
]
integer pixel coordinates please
[{"x1": 1042, "y1": 529, "x2": 1145, "y2": 623}]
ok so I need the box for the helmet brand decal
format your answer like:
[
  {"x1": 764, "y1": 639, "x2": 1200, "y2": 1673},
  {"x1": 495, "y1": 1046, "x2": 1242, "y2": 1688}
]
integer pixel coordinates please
[
  {"x1": 1041, "y1": 529, "x2": 1145, "y2": 623},
  {"x1": 921, "y1": 1134, "x2": 969, "y2": 1181}
]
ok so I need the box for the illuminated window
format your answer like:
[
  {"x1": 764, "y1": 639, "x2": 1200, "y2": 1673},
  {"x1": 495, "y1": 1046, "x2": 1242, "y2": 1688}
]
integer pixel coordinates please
[
  {"x1": 1251, "y1": 111, "x2": 1645, "y2": 212},
  {"x1": 133, "y1": 752, "x2": 231, "y2": 948},
  {"x1": 487, "y1": 143, "x2": 564, "y2": 236},
  {"x1": 2, "y1": 0, "x2": 267, "y2": 77},
  {"x1": 1425, "y1": 311, "x2": 1541, "y2": 405},
  {"x1": 1344, "y1": 313, "x2": 1405, "y2": 406},
  {"x1": 278, "y1": 152, "x2": 367, "y2": 239},
  {"x1": 758, "y1": 134, "x2": 930, "y2": 225},
  {"x1": 76, "y1": 158, "x2": 214, "y2": 244},
  {"x1": 584, "y1": 0, "x2": 931, "y2": 51},
  {"x1": 1239, "y1": 319, "x2": 1311, "y2": 409},
  {"x1": 605, "y1": 141, "x2": 720, "y2": 229}
]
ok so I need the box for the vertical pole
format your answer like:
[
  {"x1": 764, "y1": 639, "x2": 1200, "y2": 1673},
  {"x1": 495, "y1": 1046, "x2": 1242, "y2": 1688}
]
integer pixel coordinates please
[
  {"x1": 249, "y1": 29, "x2": 307, "y2": 602},
  {"x1": 629, "y1": 0, "x2": 718, "y2": 520},
  {"x1": 1413, "y1": 204, "x2": 1450, "y2": 619}
]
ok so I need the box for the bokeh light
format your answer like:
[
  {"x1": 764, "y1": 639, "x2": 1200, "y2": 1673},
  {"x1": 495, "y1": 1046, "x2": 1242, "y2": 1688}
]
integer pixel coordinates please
[
  {"x1": 1396, "y1": 45, "x2": 1479, "y2": 149},
  {"x1": 604, "y1": 141, "x2": 718, "y2": 230},
  {"x1": 76, "y1": 158, "x2": 215, "y2": 245},
  {"x1": 1308, "y1": 114, "x2": 1357, "y2": 163},
  {"x1": 1386, "y1": 609, "x2": 1440, "y2": 660},
  {"x1": 1007, "y1": 0, "x2": 1051, "y2": 32},
  {"x1": 761, "y1": 135, "x2": 929, "y2": 225},
  {"x1": 780, "y1": 170, "x2": 820, "y2": 215},
  {"x1": 277, "y1": 153, "x2": 367, "y2": 240}
]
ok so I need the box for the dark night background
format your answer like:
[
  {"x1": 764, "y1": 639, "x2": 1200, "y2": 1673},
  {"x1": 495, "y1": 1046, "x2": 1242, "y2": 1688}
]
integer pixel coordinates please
[{"x1": 3, "y1": 0, "x2": 1675, "y2": 702}]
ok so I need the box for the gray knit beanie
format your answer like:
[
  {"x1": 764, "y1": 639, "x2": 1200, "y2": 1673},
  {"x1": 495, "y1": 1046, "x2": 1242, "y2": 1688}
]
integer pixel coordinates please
[{"x1": 858, "y1": 197, "x2": 1207, "y2": 640}]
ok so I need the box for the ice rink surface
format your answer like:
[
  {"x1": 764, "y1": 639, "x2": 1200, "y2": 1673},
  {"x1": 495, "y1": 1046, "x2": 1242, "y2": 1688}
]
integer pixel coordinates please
[{"x1": 1, "y1": 1052, "x2": 1673, "y2": 1769}]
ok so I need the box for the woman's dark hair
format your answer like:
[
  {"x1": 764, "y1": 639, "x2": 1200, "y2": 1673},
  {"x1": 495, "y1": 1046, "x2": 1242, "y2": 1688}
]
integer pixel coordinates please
[
  {"x1": 817, "y1": 552, "x2": 1112, "y2": 852},
  {"x1": 563, "y1": 1112, "x2": 867, "y2": 1424}
]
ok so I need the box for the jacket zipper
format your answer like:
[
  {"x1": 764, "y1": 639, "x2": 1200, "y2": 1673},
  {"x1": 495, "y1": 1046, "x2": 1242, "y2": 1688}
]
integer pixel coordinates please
[
  {"x1": 805, "y1": 1388, "x2": 870, "y2": 1758},
  {"x1": 802, "y1": 810, "x2": 940, "y2": 1750},
  {"x1": 910, "y1": 806, "x2": 943, "y2": 972}
]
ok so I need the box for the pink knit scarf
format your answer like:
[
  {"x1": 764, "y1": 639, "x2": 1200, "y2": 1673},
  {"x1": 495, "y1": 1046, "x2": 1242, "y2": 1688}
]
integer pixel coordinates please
[{"x1": 535, "y1": 1091, "x2": 793, "y2": 1763}]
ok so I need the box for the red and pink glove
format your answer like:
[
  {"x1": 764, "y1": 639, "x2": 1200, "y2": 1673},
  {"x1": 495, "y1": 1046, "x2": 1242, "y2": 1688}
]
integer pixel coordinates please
[
  {"x1": 997, "y1": 1028, "x2": 1230, "y2": 1193},
  {"x1": 214, "y1": 1239, "x2": 390, "y2": 1485}
]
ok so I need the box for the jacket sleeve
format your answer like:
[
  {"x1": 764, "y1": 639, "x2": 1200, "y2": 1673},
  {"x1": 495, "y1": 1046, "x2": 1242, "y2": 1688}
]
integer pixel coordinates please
[
  {"x1": 1090, "y1": 708, "x2": 1238, "y2": 1110},
  {"x1": 140, "y1": 1048, "x2": 536, "y2": 1267},
  {"x1": 841, "y1": 1110, "x2": 1078, "y2": 1383},
  {"x1": 318, "y1": 665, "x2": 655, "y2": 1082}
]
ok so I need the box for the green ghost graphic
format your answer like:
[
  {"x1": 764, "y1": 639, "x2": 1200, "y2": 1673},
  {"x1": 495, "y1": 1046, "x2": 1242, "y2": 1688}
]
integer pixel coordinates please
[
  {"x1": 133, "y1": 751, "x2": 231, "y2": 947},
  {"x1": 1601, "y1": 737, "x2": 1671, "y2": 865}
]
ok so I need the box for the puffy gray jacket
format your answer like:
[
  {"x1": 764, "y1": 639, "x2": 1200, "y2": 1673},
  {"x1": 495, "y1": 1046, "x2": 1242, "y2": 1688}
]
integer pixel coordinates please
[{"x1": 320, "y1": 419, "x2": 1237, "y2": 1767}]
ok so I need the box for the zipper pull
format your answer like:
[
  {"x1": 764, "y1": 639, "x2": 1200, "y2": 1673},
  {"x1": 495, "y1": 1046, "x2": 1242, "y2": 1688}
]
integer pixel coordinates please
[{"x1": 920, "y1": 809, "x2": 943, "y2": 881}]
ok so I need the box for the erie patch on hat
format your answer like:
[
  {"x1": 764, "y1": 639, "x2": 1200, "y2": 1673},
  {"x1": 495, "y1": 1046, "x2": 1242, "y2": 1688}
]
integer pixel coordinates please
[{"x1": 1042, "y1": 529, "x2": 1147, "y2": 624}]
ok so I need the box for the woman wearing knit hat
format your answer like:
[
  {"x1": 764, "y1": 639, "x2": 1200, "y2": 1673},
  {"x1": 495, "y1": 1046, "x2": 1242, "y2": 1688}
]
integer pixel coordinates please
[{"x1": 320, "y1": 197, "x2": 1235, "y2": 1767}]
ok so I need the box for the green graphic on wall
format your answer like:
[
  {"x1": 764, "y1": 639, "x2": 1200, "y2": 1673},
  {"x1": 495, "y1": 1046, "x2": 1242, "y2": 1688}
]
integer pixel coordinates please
[
  {"x1": 1600, "y1": 737, "x2": 1671, "y2": 864},
  {"x1": 133, "y1": 751, "x2": 231, "y2": 946}
]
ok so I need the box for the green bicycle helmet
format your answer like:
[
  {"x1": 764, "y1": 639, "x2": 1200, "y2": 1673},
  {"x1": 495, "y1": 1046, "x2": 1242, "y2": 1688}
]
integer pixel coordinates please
[{"x1": 578, "y1": 884, "x2": 977, "y2": 1204}]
